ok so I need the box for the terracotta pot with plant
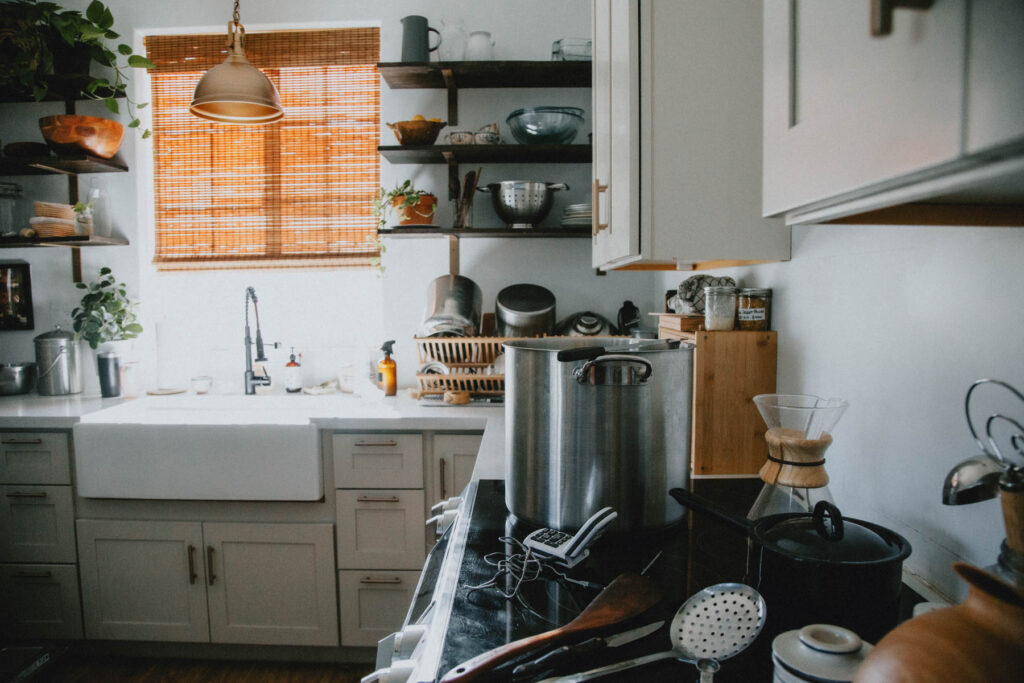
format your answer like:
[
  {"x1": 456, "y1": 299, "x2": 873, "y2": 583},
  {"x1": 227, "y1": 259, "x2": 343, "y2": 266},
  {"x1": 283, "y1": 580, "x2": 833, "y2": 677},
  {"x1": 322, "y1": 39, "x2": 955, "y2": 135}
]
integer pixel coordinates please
[{"x1": 373, "y1": 180, "x2": 437, "y2": 229}]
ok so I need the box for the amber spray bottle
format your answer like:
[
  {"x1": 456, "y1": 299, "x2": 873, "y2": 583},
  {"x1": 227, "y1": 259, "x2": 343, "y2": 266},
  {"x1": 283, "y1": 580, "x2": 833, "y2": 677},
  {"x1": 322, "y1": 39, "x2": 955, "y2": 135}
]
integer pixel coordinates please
[{"x1": 377, "y1": 340, "x2": 396, "y2": 396}]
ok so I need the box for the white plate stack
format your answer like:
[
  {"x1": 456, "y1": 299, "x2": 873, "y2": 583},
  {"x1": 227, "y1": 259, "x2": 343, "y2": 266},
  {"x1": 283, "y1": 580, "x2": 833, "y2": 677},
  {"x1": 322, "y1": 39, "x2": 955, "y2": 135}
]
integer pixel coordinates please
[{"x1": 561, "y1": 202, "x2": 592, "y2": 228}]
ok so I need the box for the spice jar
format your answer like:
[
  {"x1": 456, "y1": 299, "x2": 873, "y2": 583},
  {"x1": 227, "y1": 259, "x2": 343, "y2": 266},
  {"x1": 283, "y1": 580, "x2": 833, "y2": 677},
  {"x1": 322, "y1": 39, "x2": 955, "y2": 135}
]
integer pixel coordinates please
[
  {"x1": 738, "y1": 288, "x2": 772, "y2": 331},
  {"x1": 704, "y1": 286, "x2": 737, "y2": 331}
]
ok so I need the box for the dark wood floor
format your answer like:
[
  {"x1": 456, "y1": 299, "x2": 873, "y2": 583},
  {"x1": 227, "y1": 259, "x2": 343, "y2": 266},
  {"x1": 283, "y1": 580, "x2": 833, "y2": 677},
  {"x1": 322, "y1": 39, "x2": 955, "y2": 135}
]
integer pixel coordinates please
[{"x1": 29, "y1": 655, "x2": 373, "y2": 683}]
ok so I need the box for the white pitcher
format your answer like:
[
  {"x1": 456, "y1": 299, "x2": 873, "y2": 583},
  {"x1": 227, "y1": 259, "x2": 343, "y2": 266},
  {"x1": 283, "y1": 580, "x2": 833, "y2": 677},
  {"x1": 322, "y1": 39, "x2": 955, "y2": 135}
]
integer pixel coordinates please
[
  {"x1": 465, "y1": 31, "x2": 495, "y2": 60},
  {"x1": 438, "y1": 19, "x2": 467, "y2": 61}
]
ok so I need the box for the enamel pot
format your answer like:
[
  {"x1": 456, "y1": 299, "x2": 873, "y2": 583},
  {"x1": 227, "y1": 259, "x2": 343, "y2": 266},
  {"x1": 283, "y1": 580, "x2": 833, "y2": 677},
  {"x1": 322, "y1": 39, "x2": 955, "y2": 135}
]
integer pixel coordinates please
[{"x1": 668, "y1": 488, "x2": 911, "y2": 647}]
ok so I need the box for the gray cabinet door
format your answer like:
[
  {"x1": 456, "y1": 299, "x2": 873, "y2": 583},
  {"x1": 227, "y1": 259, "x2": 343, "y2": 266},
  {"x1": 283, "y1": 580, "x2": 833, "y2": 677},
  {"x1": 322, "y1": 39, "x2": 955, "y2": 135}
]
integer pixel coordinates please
[
  {"x1": 337, "y1": 570, "x2": 420, "y2": 647},
  {"x1": 0, "y1": 485, "x2": 76, "y2": 563},
  {"x1": 0, "y1": 563, "x2": 83, "y2": 640},
  {"x1": 966, "y1": 0, "x2": 1024, "y2": 153},
  {"x1": 0, "y1": 432, "x2": 71, "y2": 484},
  {"x1": 763, "y1": 0, "x2": 965, "y2": 216},
  {"x1": 204, "y1": 522, "x2": 338, "y2": 646},
  {"x1": 77, "y1": 519, "x2": 209, "y2": 642},
  {"x1": 336, "y1": 489, "x2": 426, "y2": 570},
  {"x1": 427, "y1": 434, "x2": 481, "y2": 504},
  {"x1": 332, "y1": 433, "x2": 424, "y2": 489}
]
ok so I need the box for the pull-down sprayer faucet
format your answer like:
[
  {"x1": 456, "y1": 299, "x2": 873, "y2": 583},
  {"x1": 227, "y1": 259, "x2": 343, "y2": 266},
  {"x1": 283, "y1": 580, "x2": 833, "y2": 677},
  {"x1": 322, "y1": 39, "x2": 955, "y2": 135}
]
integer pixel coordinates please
[{"x1": 244, "y1": 287, "x2": 274, "y2": 394}]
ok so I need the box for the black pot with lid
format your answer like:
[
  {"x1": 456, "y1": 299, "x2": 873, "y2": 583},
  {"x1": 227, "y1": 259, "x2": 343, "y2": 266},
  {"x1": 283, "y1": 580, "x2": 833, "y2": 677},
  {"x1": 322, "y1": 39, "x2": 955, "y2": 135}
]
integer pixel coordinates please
[{"x1": 669, "y1": 489, "x2": 911, "y2": 647}]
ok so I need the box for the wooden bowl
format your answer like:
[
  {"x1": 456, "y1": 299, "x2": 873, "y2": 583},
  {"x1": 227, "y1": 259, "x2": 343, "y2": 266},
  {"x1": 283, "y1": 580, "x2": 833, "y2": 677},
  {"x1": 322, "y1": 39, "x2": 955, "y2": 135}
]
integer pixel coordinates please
[
  {"x1": 38, "y1": 115, "x2": 125, "y2": 159},
  {"x1": 386, "y1": 120, "x2": 446, "y2": 146}
]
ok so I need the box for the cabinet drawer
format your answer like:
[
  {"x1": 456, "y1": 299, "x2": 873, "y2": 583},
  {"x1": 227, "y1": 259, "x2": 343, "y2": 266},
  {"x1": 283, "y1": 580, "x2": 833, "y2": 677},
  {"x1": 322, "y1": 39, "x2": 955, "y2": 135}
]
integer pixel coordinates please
[
  {"x1": 336, "y1": 489, "x2": 426, "y2": 569},
  {"x1": 332, "y1": 433, "x2": 423, "y2": 489},
  {"x1": 337, "y1": 569, "x2": 420, "y2": 647},
  {"x1": 0, "y1": 563, "x2": 83, "y2": 640},
  {"x1": 0, "y1": 485, "x2": 76, "y2": 563},
  {"x1": 0, "y1": 432, "x2": 71, "y2": 485}
]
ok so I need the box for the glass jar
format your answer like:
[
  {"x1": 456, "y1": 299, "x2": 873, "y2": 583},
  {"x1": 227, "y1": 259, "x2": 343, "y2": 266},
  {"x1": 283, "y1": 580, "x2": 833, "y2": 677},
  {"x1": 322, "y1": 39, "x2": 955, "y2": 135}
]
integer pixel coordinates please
[
  {"x1": 703, "y1": 286, "x2": 737, "y2": 331},
  {"x1": 738, "y1": 288, "x2": 772, "y2": 331}
]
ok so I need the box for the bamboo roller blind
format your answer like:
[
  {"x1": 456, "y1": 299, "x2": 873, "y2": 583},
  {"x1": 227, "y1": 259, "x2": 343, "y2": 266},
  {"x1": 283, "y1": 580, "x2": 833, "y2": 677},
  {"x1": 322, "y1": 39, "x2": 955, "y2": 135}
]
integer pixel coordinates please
[{"x1": 145, "y1": 28, "x2": 381, "y2": 270}]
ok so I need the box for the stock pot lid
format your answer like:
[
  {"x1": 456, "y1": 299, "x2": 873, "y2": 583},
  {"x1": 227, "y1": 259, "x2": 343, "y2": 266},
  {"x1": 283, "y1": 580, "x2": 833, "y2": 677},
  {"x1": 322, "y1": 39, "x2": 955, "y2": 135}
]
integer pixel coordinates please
[{"x1": 34, "y1": 325, "x2": 75, "y2": 344}]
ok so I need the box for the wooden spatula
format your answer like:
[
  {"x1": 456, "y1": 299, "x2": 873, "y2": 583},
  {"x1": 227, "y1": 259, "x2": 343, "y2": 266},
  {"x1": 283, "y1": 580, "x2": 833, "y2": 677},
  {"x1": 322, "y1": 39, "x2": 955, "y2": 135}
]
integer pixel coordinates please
[{"x1": 439, "y1": 572, "x2": 662, "y2": 682}]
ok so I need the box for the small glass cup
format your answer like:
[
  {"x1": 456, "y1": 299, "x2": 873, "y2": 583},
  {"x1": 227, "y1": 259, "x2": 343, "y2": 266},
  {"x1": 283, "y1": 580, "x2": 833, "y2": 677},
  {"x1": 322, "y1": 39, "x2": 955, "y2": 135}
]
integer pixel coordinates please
[
  {"x1": 704, "y1": 286, "x2": 737, "y2": 331},
  {"x1": 190, "y1": 375, "x2": 213, "y2": 394}
]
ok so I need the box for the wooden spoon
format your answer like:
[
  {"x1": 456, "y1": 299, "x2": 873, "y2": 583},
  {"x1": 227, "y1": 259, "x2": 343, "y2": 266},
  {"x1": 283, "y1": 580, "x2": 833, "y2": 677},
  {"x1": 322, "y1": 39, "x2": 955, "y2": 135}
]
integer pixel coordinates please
[{"x1": 439, "y1": 573, "x2": 661, "y2": 682}]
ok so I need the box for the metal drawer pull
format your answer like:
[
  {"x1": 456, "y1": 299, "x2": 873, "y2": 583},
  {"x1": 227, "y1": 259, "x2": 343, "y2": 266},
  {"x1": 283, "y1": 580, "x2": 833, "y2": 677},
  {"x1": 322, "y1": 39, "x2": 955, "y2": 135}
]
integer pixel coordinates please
[
  {"x1": 357, "y1": 495, "x2": 401, "y2": 503},
  {"x1": 207, "y1": 546, "x2": 216, "y2": 585},
  {"x1": 354, "y1": 440, "x2": 399, "y2": 447},
  {"x1": 1, "y1": 438, "x2": 44, "y2": 445},
  {"x1": 14, "y1": 570, "x2": 53, "y2": 579},
  {"x1": 6, "y1": 491, "x2": 47, "y2": 499},
  {"x1": 187, "y1": 545, "x2": 198, "y2": 585},
  {"x1": 592, "y1": 178, "x2": 609, "y2": 235},
  {"x1": 870, "y1": 0, "x2": 934, "y2": 37},
  {"x1": 360, "y1": 577, "x2": 402, "y2": 585}
]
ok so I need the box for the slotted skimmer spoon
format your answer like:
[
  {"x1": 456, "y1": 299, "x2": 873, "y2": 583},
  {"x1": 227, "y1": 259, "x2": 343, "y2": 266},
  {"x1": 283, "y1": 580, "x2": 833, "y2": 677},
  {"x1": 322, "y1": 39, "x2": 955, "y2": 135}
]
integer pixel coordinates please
[{"x1": 540, "y1": 582, "x2": 766, "y2": 682}]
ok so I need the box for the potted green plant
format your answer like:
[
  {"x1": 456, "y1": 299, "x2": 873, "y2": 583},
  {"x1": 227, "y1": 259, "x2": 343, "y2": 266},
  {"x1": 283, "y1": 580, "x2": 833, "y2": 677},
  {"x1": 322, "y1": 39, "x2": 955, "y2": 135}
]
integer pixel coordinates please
[
  {"x1": 0, "y1": 0, "x2": 155, "y2": 137},
  {"x1": 372, "y1": 180, "x2": 437, "y2": 229},
  {"x1": 71, "y1": 266, "x2": 142, "y2": 350}
]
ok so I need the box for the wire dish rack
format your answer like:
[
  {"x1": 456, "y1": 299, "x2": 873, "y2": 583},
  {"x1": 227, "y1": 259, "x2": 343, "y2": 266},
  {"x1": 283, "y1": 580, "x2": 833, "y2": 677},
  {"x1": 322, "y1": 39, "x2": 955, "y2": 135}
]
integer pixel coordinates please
[{"x1": 414, "y1": 337, "x2": 511, "y2": 396}]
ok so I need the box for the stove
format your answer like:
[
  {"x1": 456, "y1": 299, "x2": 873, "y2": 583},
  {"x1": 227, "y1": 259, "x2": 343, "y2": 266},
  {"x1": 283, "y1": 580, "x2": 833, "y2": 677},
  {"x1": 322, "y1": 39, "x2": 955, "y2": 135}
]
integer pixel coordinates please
[{"x1": 363, "y1": 480, "x2": 766, "y2": 682}]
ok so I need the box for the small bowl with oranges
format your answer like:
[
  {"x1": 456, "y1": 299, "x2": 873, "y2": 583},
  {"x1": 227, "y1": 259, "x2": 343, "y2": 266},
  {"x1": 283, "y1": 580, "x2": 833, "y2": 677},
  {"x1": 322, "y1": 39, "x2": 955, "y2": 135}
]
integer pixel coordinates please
[{"x1": 386, "y1": 115, "x2": 446, "y2": 146}]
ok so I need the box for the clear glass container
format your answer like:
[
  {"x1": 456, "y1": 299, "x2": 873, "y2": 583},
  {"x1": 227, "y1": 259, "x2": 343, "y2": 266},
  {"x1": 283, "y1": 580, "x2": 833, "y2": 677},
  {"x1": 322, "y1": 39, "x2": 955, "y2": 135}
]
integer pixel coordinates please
[
  {"x1": 738, "y1": 288, "x2": 772, "y2": 331},
  {"x1": 704, "y1": 286, "x2": 737, "y2": 331}
]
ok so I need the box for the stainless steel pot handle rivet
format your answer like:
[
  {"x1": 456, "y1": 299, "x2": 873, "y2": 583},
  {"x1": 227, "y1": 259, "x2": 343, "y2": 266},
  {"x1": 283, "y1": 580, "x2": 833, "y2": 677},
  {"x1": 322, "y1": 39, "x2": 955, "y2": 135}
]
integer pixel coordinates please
[{"x1": 573, "y1": 354, "x2": 653, "y2": 384}]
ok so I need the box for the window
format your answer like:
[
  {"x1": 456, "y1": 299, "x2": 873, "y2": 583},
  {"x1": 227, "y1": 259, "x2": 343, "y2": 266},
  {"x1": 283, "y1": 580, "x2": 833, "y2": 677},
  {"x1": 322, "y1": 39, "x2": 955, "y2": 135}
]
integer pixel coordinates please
[{"x1": 145, "y1": 28, "x2": 380, "y2": 270}]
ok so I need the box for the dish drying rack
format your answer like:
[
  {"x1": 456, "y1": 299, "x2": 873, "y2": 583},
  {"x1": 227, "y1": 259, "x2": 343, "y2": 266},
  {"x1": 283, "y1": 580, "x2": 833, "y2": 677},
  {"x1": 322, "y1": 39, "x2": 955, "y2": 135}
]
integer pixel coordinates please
[{"x1": 414, "y1": 337, "x2": 510, "y2": 396}]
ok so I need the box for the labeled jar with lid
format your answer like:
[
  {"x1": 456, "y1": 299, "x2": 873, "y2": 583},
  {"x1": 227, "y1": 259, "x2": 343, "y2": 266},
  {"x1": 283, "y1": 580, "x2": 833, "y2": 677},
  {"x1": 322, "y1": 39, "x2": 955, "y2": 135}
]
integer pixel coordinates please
[
  {"x1": 738, "y1": 288, "x2": 772, "y2": 331},
  {"x1": 703, "y1": 286, "x2": 738, "y2": 331}
]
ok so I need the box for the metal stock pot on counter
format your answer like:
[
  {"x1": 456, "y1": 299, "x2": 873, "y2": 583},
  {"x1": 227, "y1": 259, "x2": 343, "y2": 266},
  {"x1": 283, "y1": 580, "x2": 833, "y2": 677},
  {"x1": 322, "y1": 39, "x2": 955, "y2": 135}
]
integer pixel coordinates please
[{"x1": 502, "y1": 337, "x2": 694, "y2": 531}]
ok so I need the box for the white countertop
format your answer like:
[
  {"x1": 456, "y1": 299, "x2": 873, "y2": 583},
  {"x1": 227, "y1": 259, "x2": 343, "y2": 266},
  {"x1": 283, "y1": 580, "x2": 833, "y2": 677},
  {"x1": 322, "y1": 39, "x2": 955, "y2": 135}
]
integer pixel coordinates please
[{"x1": 0, "y1": 390, "x2": 506, "y2": 482}]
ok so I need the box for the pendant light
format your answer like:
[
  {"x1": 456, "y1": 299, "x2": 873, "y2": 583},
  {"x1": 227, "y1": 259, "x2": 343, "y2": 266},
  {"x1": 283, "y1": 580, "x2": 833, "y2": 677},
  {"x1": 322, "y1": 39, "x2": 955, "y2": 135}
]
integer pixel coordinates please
[{"x1": 189, "y1": 0, "x2": 283, "y2": 124}]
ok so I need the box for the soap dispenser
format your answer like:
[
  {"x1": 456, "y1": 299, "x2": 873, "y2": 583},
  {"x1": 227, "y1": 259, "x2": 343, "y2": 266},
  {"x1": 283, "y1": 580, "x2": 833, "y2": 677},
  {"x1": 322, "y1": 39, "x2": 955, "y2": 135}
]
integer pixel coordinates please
[
  {"x1": 284, "y1": 347, "x2": 302, "y2": 393},
  {"x1": 377, "y1": 340, "x2": 397, "y2": 396}
]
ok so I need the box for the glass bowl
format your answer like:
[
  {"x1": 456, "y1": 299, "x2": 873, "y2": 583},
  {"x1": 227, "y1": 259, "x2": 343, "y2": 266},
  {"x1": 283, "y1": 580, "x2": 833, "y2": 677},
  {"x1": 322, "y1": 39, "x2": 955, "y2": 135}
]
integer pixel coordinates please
[{"x1": 506, "y1": 106, "x2": 584, "y2": 145}]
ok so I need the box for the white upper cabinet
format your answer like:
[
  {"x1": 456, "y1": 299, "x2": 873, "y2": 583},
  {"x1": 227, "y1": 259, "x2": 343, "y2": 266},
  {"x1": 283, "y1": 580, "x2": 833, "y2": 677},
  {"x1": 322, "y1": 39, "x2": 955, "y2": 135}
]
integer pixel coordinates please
[
  {"x1": 764, "y1": 0, "x2": 1024, "y2": 225},
  {"x1": 592, "y1": 0, "x2": 789, "y2": 271}
]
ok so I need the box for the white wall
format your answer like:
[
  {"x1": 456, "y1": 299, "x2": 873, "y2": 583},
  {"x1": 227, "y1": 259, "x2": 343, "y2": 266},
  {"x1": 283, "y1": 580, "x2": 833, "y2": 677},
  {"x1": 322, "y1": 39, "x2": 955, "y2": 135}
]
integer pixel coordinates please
[
  {"x1": 659, "y1": 224, "x2": 1024, "y2": 602},
  {"x1": 1, "y1": 0, "x2": 659, "y2": 392}
]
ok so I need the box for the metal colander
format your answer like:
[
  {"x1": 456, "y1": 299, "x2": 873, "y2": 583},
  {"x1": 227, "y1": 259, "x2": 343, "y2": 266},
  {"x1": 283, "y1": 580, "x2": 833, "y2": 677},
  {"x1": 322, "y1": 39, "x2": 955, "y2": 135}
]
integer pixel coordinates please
[{"x1": 479, "y1": 181, "x2": 568, "y2": 228}]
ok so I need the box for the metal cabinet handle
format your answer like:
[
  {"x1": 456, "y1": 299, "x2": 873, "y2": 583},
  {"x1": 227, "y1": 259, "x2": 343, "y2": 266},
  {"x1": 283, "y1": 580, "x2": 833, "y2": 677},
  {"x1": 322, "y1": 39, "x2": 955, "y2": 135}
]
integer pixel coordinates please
[
  {"x1": 356, "y1": 495, "x2": 401, "y2": 503},
  {"x1": 870, "y1": 0, "x2": 934, "y2": 37},
  {"x1": 206, "y1": 546, "x2": 216, "y2": 585},
  {"x1": 6, "y1": 491, "x2": 47, "y2": 499},
  {"x1": 592, "y1": 179, "x2": 609, "y2": 235},
  {"x1": 14, "y1": 570, "x2": 53, "y2": 579},
  {"x1": 354, "y1": 440, "x2": 399, "y2": 447},
  {"x1": 360, "y1": 576, "x2": 402, "y2": 585},
  {"x1": 1, "y1": 438, "x2": 43, "y2": 445},
  {"x1": 187, "y1": 545, "x2": 198, "y2": 585},
  {"x1": 439, "y1": 458, "x2": 447, "y2": 500}
]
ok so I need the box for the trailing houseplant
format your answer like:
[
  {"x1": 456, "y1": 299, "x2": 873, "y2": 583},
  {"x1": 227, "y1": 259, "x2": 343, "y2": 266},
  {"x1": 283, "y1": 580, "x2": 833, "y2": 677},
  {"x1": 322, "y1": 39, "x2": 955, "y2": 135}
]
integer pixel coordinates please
[
  {"x1": 372, "y1": 180, "x2": 437, "y2": 229},
  {"x1": 71, "y1": 266, "x2": 142, "y2": 349},
  {"x1": 0, "y1": 0, "x2": 154, "y2": 137}
]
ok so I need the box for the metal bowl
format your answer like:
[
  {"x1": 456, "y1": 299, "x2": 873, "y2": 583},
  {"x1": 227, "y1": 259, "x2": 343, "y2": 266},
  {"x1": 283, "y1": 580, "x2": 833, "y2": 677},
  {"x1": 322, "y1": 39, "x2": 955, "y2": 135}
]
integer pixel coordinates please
[
  {"x1": 479, "y1": 181, "x2": 568, "y2": 229},
  {"x1": 0, "y1": 362, "x2": 36, "y2": 395},
  {"x1": 506, "y1": 106, "x2": 584, "y2": 144}
]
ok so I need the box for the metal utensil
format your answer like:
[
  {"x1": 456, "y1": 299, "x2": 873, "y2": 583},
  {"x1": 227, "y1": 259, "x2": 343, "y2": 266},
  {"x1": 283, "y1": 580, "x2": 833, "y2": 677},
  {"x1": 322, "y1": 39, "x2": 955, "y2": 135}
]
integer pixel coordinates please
[
  {"x1": 438, "y1": 573, "x2": 662, "y2": 683},
  {"x1": 478, "y1": 180, "x2": 568, "y2": 228},
  {"x1": 511, "y1": 619, "x2": 665, "y2": 680},
  {"x1": 540, "y1": 583, "x2": 766, "y2": 682}
]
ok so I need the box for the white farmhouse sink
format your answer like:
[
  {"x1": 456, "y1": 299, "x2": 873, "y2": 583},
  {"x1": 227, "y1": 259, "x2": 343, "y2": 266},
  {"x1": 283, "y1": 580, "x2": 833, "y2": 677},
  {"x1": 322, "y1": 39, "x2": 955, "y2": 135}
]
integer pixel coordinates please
[{"x1": 72, "y1": 393, "x2": 361, "y2": 501}]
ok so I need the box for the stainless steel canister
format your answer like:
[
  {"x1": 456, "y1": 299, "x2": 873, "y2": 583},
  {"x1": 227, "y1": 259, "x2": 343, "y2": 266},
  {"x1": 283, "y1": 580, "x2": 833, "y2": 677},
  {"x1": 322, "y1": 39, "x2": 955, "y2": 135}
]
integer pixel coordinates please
[
  {"x1": 418, "y1": 274, "x2": 483, "y2": 338},
  {"x1": 33, "y1": 325, "x2": 83, "y2": 395},
  {"x1": 503, "y1": 337, "x2": 694, "y2": 531}
]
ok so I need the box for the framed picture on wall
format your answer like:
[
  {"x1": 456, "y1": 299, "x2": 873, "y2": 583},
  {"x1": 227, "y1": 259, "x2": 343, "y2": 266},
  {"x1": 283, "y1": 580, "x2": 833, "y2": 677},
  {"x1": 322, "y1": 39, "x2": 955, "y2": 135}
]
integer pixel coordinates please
[{"x1": 0, "y1": 260, "x2": 34, "y2": 331}]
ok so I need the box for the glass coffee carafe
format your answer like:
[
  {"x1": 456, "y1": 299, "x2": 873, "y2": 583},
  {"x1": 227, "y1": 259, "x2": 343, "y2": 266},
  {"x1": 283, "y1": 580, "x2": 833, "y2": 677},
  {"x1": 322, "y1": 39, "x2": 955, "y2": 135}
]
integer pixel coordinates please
[{"x1": 747, "y1": 394, "x2": 849, "y2": 519}]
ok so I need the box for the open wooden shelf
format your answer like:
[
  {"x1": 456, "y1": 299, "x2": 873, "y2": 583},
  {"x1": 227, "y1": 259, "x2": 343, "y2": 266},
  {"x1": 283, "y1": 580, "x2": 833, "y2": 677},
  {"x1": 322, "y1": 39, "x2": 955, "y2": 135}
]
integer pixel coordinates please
[
  {"x1": 379, "y1": 226, "x2": 591, "y2": 238},
  {"x1": 379, "y1": 144, "x2": 590, "y2": 165},
  {"x1": 0, "y1": 153, "x2": 129, "y2": 176},
  {"x1": 0, "y1": 235, "x2": 129, "y2": 249},
  {"x1": 378, "y1": 61, "x2": 591, "y2": 90}
]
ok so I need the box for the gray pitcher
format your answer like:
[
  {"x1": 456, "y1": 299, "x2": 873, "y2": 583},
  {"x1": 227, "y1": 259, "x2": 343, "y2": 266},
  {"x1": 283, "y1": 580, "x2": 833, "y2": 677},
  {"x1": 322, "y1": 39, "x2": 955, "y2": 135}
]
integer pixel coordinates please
[{"x1": 401, "y1": 15, "x2": 440, "y2": 62}]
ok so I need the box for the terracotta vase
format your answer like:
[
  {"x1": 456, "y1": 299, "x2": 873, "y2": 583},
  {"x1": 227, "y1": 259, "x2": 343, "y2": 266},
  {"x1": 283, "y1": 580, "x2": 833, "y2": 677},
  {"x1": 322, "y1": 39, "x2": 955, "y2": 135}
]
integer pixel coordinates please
[
  {"x1": 393, "y1": 194, "x2": 437, "y2": 226},
  {"x1": 853, "y1": 562, "x2": 1024, "y2": 682}
]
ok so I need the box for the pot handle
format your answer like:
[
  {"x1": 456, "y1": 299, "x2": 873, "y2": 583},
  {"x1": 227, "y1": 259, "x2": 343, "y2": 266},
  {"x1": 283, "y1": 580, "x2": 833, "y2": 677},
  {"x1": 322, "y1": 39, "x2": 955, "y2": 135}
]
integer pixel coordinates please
[
  {"x1": 556, "y1": 346, "x2": 605, "y2": 363},
  {"x1": 812, "y1": 500, "x2": 845, "y2": 541},
  {"x1": 574, "y1": 354, "x2": 652, "y2": 384},
  {"x1": 669, "y1": 488, "x2": 755, "y2": 536},
  {"x1": 547, "y1": 183, "x2": 569, "y2": 192}
]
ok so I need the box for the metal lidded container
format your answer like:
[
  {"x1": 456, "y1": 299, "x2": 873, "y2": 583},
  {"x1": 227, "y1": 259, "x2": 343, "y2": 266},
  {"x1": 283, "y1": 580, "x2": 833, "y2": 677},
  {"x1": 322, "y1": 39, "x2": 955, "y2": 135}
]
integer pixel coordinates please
[
  {"x1": 495, "y1": 284, "x2": 556, "y2": 337},
  {"x1": 503, "y1": 336, "x2": 694, "y2": 531},
  {"x1": 33, "y1": 325, "x2": 83, "y2": 395}
]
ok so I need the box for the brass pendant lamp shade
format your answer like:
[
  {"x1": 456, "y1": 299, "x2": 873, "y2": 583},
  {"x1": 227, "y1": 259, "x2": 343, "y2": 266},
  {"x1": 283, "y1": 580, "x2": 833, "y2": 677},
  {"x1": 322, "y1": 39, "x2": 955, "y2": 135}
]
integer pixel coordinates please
[{"x1": 190, "y1": 1, "x2": 283, "y2": 124}]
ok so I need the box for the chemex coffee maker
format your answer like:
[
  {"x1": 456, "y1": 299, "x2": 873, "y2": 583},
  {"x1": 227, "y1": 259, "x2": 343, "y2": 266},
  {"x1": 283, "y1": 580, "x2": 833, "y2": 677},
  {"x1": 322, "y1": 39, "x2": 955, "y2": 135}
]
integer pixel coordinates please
[{"x1": 747, "y1": 393, "x2": 849, "y2": 519}]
